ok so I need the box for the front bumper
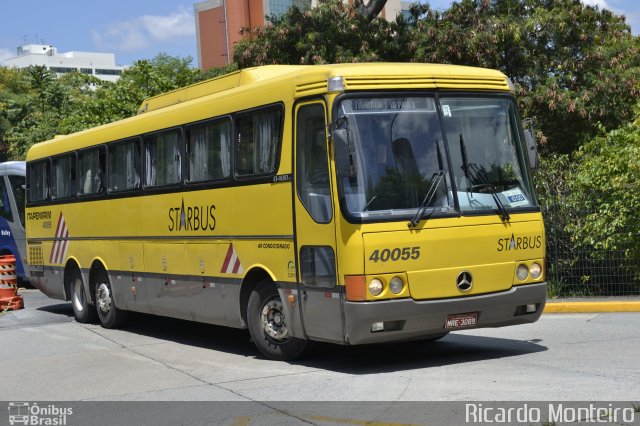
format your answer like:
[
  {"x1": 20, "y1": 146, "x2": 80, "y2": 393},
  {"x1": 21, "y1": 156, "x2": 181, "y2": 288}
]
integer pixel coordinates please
[{"x1": 343, "y1": 282, "x2": 547, "y2": 344}]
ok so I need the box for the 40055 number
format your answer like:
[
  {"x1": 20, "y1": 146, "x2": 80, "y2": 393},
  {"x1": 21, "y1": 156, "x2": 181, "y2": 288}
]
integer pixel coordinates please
[{"x1": 368, "y1": 247, "x2": 420, "y2": 263}]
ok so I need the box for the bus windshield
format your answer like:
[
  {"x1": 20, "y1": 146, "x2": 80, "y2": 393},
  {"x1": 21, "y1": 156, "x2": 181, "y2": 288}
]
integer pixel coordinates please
[{"x1": 333, "y1": 95, "x2": 536, "y2": 221}]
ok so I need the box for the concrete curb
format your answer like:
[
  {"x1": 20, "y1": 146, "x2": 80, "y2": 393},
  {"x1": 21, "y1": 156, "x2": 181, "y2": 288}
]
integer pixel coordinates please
[{"x1": 544, "y1": 301, "x2": 640, "y2": 313}]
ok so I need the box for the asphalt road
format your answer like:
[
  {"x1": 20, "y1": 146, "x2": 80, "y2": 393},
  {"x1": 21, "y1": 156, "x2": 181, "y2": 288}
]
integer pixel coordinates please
[{"x1": 1, "y1": 289, "x2": 639, "y2": 425}]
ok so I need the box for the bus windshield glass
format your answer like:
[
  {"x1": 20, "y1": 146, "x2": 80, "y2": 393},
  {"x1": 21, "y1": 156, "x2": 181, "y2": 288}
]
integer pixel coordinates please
[{"x1": 333, "y1": 95, "x2": 536, "y2": 221}]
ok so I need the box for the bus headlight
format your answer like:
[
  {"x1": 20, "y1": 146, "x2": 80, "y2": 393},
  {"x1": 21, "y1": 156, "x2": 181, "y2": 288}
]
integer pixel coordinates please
[
  {"x1": 368, "y1": 278, "x2": 384, "y2": 296},
  {"x1": 389, "y1": 276, "x2": 404, "y2": 294},
  {"x1": 516, "y1": 264, "x2": 529, "y2": 281},
  {"x1": 530, "y1": 262, "x2": 542, "y2": 280}
]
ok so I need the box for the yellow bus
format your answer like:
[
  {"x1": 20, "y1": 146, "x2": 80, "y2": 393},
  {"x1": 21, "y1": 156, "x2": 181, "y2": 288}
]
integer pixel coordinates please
[{"x1": 26, "y1": 63, "x2": 546, "y2": 360}]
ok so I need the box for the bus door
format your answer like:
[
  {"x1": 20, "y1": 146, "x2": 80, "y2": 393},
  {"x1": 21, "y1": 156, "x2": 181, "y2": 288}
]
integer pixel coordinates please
[{"x1": 294, "y1": 101, "x2": 343, "y2": 343}]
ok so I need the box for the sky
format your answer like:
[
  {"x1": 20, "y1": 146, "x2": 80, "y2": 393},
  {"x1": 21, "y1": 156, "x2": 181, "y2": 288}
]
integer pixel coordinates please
[{"x1": 1, "y1": 0, "x2": 639, "y2": 68}]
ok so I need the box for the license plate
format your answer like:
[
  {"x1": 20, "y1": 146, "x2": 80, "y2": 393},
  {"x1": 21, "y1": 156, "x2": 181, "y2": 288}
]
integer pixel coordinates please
[{"x1": 445, "y1": 312, "x2": 478, "y2": 329}]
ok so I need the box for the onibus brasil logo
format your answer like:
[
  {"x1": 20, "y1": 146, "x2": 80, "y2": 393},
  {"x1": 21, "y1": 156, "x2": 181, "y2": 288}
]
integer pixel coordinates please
[{"x1": 8, "y1": 402, "x2": 73, "y2": 425}]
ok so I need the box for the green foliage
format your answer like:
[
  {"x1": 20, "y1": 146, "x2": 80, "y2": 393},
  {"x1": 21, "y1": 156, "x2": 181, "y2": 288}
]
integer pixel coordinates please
[
  {"x1": 234, "y1": 0, "x2": 640, "y2": 155},
  {"x1": 537, "y1": 113, "x2": 640, "y2": 294},
  {"x1": 233, "y1": 0, "x2": 410, "y2": 67},
  {"x1": 409, "y1": 0, "x2": 640, "y2": 154},
  {"x1": 0, "y1": 67, "x2": 31, "y2": 159},
  {"x1": 0, "y1": 55, "x2": 231, "y2": 160},
  {"x1": 567, "y1": 109, "x2": 640, "y2": 270}
]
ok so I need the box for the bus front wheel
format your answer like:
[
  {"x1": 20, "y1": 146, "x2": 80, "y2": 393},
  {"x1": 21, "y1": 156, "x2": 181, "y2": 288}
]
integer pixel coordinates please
[
  {"x1": 94, "y1": 269, "x2": 127, "y2": 329},
  {"x1": 247, "y1": 280, "x2": 307, "y2": 361}
]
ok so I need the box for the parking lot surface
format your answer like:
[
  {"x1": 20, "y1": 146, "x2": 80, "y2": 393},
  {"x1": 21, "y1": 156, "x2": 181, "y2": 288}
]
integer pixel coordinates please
[{"x1": 1, "y1": 289, "x2": 639, "y2": 404}]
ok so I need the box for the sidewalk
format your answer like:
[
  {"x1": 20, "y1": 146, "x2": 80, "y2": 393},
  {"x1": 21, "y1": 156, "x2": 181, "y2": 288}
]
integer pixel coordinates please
[{"x1": 544, "y1": 297, "x2": 640, "y2": 313}]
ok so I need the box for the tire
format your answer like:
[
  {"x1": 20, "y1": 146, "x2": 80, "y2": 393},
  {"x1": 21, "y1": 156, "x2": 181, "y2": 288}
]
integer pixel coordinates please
[
  {"x1": 94, "y1": 268, "x2": 127, "y2": 329},
  {"x1": 246, "y1": 280, "x2": 307, "y2": 361},
  {"x1": 69, "y1": 268, "x2": 97, "y2": 323}
]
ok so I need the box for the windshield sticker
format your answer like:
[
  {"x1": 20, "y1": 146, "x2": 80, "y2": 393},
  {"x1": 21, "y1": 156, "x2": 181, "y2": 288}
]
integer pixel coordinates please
[
  {"x1": 442, "y1": 105, "x2": 451, "y2": 117},
  {"x1": 350, "y1": 98, "x2": 436, "y2": 112},
  {"x1": 502, "y1": 188, "x2": 529, "y2": 207}
]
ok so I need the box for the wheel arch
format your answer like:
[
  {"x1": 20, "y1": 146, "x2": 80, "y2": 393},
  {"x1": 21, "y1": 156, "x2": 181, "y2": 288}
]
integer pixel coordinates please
[{"x1": 239, "y1": 266, "x2": 275, "y2": 326}]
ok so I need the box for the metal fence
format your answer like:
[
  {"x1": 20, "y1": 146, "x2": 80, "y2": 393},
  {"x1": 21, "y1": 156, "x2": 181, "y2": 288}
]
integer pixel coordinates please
[{"x1": 541, "y1": 201, "x2": 640, "y2": 298}]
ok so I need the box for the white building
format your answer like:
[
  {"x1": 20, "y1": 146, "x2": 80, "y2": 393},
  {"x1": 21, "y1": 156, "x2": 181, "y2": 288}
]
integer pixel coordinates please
[{"x1": 3, "y1": 44, "x2": 126, "y2": 82}]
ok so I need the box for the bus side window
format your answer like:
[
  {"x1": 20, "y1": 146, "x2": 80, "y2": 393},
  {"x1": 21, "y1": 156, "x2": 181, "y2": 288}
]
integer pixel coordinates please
[
  {"x1": 0, "y1": 178, "x2": 13, "y2": 222},
  {"x1": 51, "y1": 154, "x2": 76, "y2": 199},
  {"x1": 28, "y1": 161, "x2": 50, "y2": 203},
  {"x1": 8, "y1": 175, "x2": 25, "y2": 228},
  {"x1": 235, "y1": 107, "x2": 282, "y2": 177},
  {"x1": 78, "y1": 147, "x2": 106, "y2": 196},
  {"x1": 187, "y1": 118, "x2": 231, "y2": 182},
  {"x1": 144, "y1": 129, "x2": 182, "y2": 187},
  {"x1": 108, "y1": 140, "x2": 140, "y2": 192}
]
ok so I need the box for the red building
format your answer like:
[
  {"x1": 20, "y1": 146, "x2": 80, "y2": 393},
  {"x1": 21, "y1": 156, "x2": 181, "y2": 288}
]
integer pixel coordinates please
[{"x1": 195, "y1": 0, "x2": 407, "y2": 70}]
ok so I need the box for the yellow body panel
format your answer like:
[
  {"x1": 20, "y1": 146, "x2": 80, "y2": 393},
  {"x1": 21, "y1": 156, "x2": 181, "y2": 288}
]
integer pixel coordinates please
[{"x1": 337, "y1": 213, "x2": 545, "y2": 301}]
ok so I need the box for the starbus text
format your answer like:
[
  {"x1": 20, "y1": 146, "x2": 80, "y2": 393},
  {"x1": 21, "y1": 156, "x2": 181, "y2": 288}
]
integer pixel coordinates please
[{"x1": 168, "y1": 204, "x2": 216, "y2": 231}]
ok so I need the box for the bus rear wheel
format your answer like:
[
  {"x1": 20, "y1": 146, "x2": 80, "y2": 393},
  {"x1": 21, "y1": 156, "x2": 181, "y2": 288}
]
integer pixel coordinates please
[
  {"x1": 247, "y1": 280, "x2": 307, "y2": 361},
  {"x1": 94, "y1": 268, "x2": 127, "y2": 329},
  {"x1": 69, "y1": 268, "x2": 96, "y2": 323}
]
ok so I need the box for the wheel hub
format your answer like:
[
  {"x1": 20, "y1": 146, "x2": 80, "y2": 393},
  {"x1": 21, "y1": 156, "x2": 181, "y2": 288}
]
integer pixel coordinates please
[
  {"x1": 96, "y1": 283, "x2": 111, "y2": 314},
  {"x1": 261, "y1": 298, "x2": 288, "y2": 341}
]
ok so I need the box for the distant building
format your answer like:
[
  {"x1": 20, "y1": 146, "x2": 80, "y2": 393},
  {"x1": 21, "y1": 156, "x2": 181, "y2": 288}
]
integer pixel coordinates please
[
  {"x1": 3, "y1": 44, "x2": 127, "y2": 82},
  {"x1": 195, "y1": 0, "x2": 412, "y2": 70}
]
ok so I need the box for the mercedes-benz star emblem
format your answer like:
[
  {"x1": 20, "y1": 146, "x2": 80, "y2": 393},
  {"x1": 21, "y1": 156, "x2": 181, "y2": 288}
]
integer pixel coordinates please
[{"x1": 456, "y1": 271, "x2": 473, "y2": 292}]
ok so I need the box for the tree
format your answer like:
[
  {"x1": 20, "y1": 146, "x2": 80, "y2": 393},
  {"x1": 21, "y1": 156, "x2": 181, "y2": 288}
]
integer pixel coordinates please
[
  {"x1": 0, "y1": 67, "x2": 31, "y2": 159},
  {"x1": 566, "y1": 109, "x2": 640, "y2": 272},
  {"x1": 354, "y1": 0, "x2": 388, "y2": 21},
  {"x1": 408, "y1": 0, "x2": 640, "y2": 154},
  {"x1": 233, "y1": 0, "x2": 406, "y2": 67},
  {"x1": 26, "y1": 65, "x2": 54, "y2": 114},
  {"x1": 234, "y1": 0, "x2": 640, "y2": 155},
  {"x1": 1, "y1": 54, "x2": 214, "y2": 159}
]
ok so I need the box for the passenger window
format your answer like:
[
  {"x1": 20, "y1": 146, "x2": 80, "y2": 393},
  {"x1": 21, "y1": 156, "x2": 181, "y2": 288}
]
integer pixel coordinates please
[
  {"x1": 235, "y1": 107, "x2": 282, "y2": 177},
  {"x1": 296, "y1": 104, "x2": 331, "y2": 223},
  {"x1": 8, "y1": 175, "x2": 25, "y2": 227},
  {"x1": 51, "y1": 155, "x2": 76, "y2": 199},
  {"x1": 187, "y1": 118, "x2": 231, "y2": 182},
  {"x1": 108, "y1": 139, "x2": 140, "y2": 192},
  {"x1": 28, "y1": 161, "x2": 49, "y2": 202},
  {"x1": 144, "y1": 130, "x2": 182, "y2": 187},
  {"x1": 0, "y1": 178, "x2": 13, "y2": 222},
  {"x1": 78, "y1": 147, "x2": 106, "y2": 196}
]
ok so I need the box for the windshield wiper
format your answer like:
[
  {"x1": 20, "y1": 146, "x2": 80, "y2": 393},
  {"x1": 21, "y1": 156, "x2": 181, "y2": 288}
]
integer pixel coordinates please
[
  {"x1": 458, "y1": 134, "x2": 510, "y2": 222},
  {"x1": 469, "y1": 165, "x2": 510, "y2": 221},
  {"x1": 362, "y1": 194, "x2": 377, "y2": 211},
  {"x1": 408, "y1": 170, "x2": 446, "y2": 228}
]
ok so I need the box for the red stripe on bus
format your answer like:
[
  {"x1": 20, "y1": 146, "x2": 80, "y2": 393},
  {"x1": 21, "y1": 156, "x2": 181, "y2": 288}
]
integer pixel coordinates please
[
  {"x1": 49, "y1": 213, "x2": 64, "y2": 263},
  {"x1": 53, "y1": 217, "x2": 68, "y2": 263},
  {"x1": 58, "y1": 229, "x2": 70, "y2": 264},
  {"x1": 232, "y1": 257, "x2": 241, "y2": 274},
  {"x1": 54, "y1": 213, "x2": 64, "y2": 239},
  {"x1": 221, "y1": 244, "x2": 233, "y2": 273}
]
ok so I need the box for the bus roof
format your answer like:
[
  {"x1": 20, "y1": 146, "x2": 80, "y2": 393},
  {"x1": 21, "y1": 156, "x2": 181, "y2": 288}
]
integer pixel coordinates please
[
  {"x1": 137, "y1": 63, "x2": 510, "y2": 114},
  {"x1": 27, "y1": 63, "x2": 510, "y2": 162}
]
